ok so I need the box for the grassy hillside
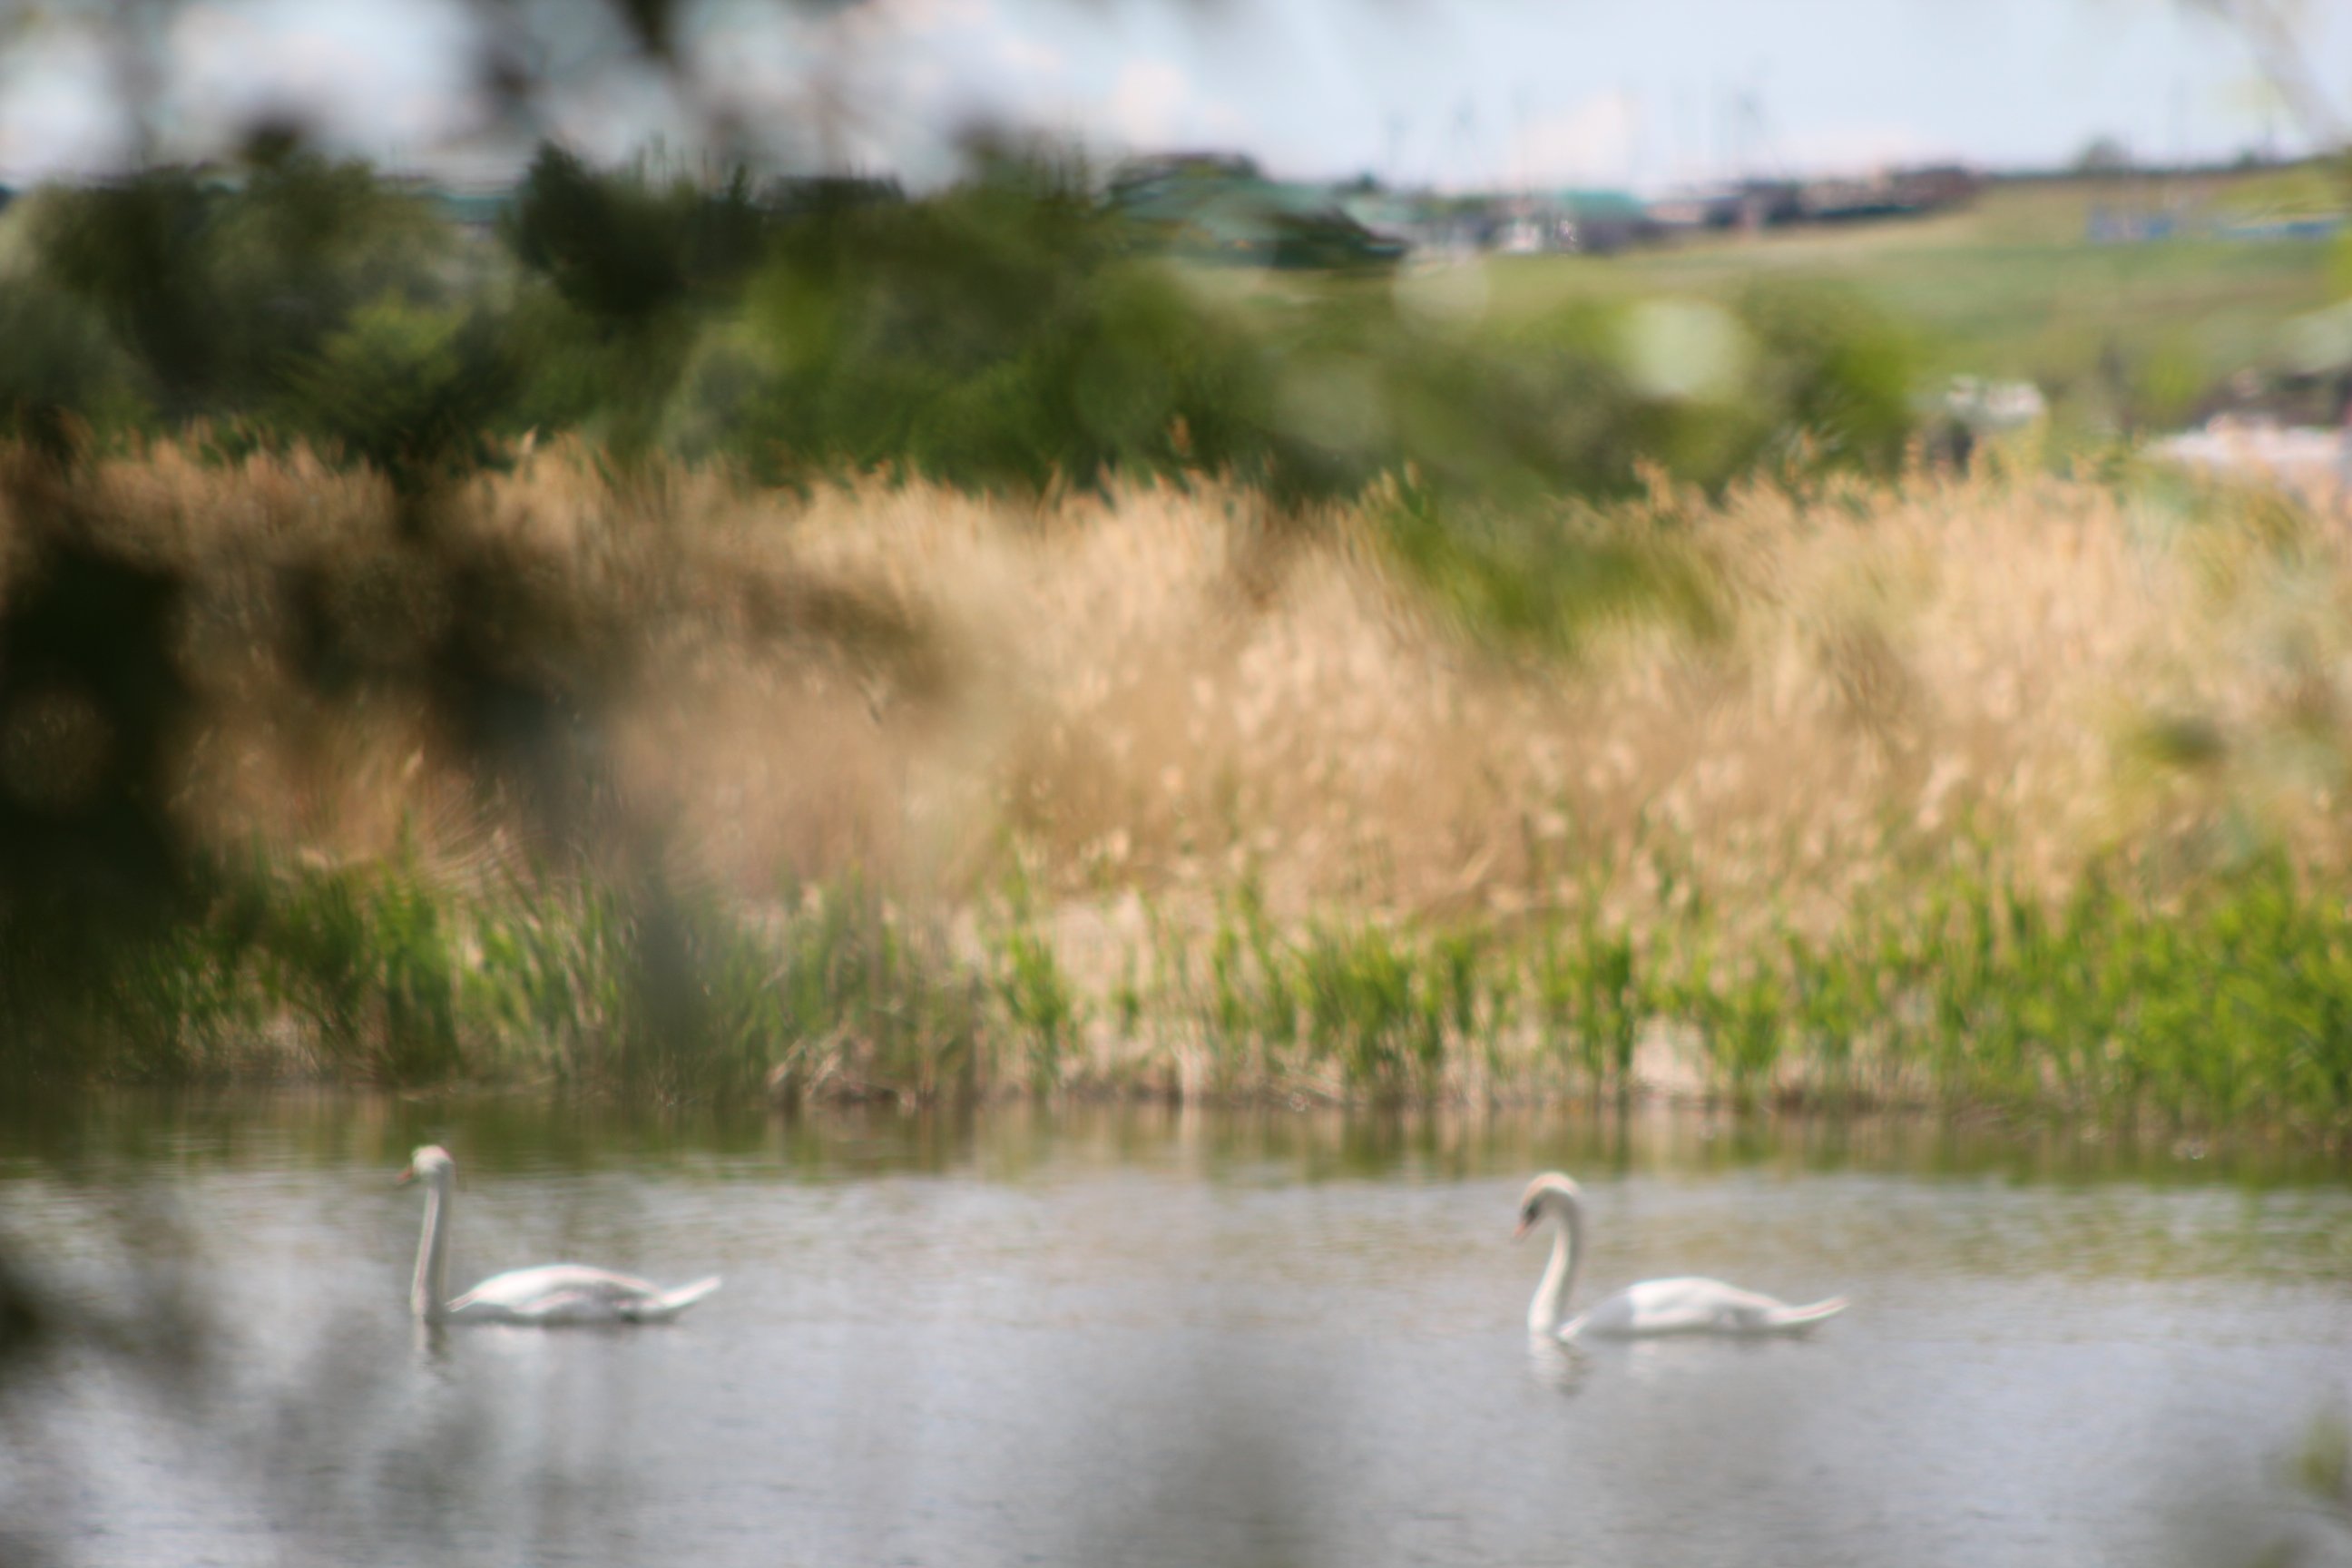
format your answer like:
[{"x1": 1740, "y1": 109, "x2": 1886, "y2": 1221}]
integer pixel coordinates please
[{"x1": 1384, "y1": 174, "x2": 2347, "y2": 440}]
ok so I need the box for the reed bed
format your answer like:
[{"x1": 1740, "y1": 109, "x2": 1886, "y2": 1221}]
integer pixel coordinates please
[{"x1": 5, "y1": 438, "x2": 2351, "y2": 1124}]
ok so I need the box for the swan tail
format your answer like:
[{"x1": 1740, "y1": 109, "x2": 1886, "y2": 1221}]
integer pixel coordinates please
[{"x1": 1761, "y1": 1295, "x2": 1848, "y2": 1331}]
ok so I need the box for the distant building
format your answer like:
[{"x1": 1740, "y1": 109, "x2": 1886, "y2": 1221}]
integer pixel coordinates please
[
  {"x1": 426, "y1": 186, "x2": 512, "y2": 237},
  {"x1": 1646, "y1": 181, "x2": 1804, "y2": 233},
  {"x1": 1887, "y1": 164, "x2": 1983, "y2": 209},
  {"x1": 1336, "y1": 191, "x2": 1425, "y2": 249},
  {"x1": 1108, "y1": 153, "x2": 1403, "y2": 269},
  {"x1": 1647, "y1": 165, "x2": 1978, "y2": 241},
  {"x1": 1107, "y1": 152, "x2": 1264, "y2": 201},
  {"x1": 1485, "y1": 190, "x2": 1651, "y2": 254},
  {"x1": 1803, "y1": 165, "x2": 1983, "y2": 223},
  {"x1": 1555, "y1": 190, "x2": 1651, "y2": 253},
  {"x1": 1645, "y1": 187, "x2": 1745, "y2": 233}
]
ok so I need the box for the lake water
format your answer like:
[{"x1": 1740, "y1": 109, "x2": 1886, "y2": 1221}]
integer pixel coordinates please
[{"x1": 3, "y1": 1094, "x2": 2348, "y2": 1568}]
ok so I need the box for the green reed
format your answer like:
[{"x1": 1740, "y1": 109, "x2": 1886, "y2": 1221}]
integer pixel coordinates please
[{"x1": 10, "y1": 833, "x2": 2352, "y2": 1134}]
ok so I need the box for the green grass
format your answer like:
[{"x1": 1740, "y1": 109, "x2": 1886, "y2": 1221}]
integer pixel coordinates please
[
  {"x1": 1429, "y1": 178, "x2": 2344, "y2": 440},
  {"x1": 10, "y1": 829, "x2": 2352, "y2": 1135},
  {"x1": 0, "y1": 851, "x2": 985, "y2": 1102}
]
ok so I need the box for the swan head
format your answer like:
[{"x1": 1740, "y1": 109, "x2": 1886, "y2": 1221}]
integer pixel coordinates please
[
  {"x1": 1514, "y1": 1172, "x2": 1583, "y2": 1240},
  {"x1": 397, "y1": 1145, "x2": 456, "y2": 1189}
]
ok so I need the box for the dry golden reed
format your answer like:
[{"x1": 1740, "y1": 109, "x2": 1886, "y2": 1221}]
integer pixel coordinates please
[{"x1": 15, "y1": 436, "x2": 2348, "y2": 961}]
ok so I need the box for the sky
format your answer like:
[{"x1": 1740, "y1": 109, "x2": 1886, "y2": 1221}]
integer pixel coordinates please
[{"x1": 0, "y1": 0, "x2": 2346, "y2": 191}]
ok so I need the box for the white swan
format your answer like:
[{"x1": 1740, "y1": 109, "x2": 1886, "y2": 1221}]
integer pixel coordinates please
[
  {"x1": 399, "y1": 1145, "x2": 721, "y2": 1326},
  {"x1": 1515, "y1": 1172, "x2": 1846, "y2": 1340}
]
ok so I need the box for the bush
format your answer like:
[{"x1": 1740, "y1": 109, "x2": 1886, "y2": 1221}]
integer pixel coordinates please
[
  {"x1": 277, "y1": 295, "x2": 514, "y2": 486},
  {"x1": 32, "y1": 154, "x2": 455, "y2": 425},
  {"x1": 0, "y1": 278, "x2": 142, "y2": 450},
  {"x1": 1738, "y1": 279, "x2": 1919, "y2": 475},
  {"x1": 12, "y1": 144, "x2": 1932, "y2": 512}
]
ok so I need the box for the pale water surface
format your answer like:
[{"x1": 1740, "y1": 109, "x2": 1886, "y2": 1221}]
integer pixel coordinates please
[{"x1": 2, "y1": 1096, "x2": 2348, "y2": 1568}]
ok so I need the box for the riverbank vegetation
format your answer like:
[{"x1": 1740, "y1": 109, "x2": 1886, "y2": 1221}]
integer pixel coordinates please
[
  {"x1": 6, "y1": 422, "x2": 2352, "y2": 1129},
  {"x1": 2, "y1": 146, "x2": 2348, "y2": 1122}
]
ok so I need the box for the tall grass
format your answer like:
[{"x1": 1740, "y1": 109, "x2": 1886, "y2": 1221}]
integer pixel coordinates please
[
  {"x1": 0, "y1": 848, "x2": 985, "y2": 1102},
  {"x1": 6, "y1": 438, "x2": 2352, "y2": 1124},
  {"x1": 23, "y1": 829, "x2": 2348, "y2": 1128}
]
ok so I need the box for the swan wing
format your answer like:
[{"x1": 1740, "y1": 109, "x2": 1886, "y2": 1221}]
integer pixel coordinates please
[
  {"x1": 1573, "y1": 1277, "x2": 1846, "y2": 1338},
  {"x1": 446, "y1": 1265, "x2": 722, "y2": 1325}
]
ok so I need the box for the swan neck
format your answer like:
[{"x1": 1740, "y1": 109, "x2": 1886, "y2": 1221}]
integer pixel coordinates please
[
  {"x1": 412, "y1": 1175, "x2": 452, "y2": 1324},
  {"x1": 1527, "y1": 1193, "x2": 1583, "y2": 1335}
]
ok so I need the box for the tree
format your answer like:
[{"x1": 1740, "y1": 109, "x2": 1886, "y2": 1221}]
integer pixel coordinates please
[
  {"x1": 2180, "y1": 0, "x2": 2344, "y2": 153},
  {"x1": 2073, "y1": 135, "x2": 2134, "y2": 175}
]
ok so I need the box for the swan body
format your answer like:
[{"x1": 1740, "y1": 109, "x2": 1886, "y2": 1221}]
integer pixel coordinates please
[
  {"x1": 1515, "y1": 1172, "x2": 1846, "y2": 1340},
  {"x1": 399, "y1": 1146, "x2": 721, "y2": 1327}
]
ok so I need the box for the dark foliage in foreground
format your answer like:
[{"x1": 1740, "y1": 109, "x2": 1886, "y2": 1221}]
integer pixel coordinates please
[{"x1": 1, "y1": 142, "x2": 1921, "y2": 507}]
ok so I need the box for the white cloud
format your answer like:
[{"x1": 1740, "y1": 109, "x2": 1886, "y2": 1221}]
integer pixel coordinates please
[
  {"x1": 994, "y1": 33, "x2": 1065, "y2": 82},
  {"x1": 842, "y1": 0, "x2": 996, "y2": 41},
  {"x1": 169, "y1": 0, "x2": 480, "y2": 155},
  {"x1": 1108, "y1": 60, "x2": 1191, "y2": 146},
  {"x1": 684, "y1": 0, "x2": 1046, "y2": 178},
  {"x1": 541, "y1": 65, "x2": 696, "y2": 167},
  {"x1": 0, "y1": 33, "x2": 135, "y2": 178},
  {"x1": 1067, "y1": 58, "x2": 1250, "y2": 157},
  {"x1": 1771, "y1": 122, "x2": 1945, "y2": 178},
  {"x1": 1509, "y1": 92, "x2": 1641, "y2": 189}
]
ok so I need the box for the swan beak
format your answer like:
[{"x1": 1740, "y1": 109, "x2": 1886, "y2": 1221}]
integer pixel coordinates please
[
  {"x1": 1512, "y1": 1215, "x2": 1532, "y2": 1242},
  {"x1": 394, "y1": 1167, "x2": 416, "y2": 1187}
]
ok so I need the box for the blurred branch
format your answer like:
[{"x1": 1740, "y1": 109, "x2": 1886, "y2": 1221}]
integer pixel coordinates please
[{"x1": 2184, "y1": 0, "x2": 2346, "y2": 153}]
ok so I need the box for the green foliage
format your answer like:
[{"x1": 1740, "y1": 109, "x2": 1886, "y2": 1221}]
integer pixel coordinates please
[
  {"x1": 2126, "y1": 330, "x2": 2211, "y2": 431},
  {"x1": 498, "y1": 147, "x2": 774, "y2": 462},
  {"x1": 0, "y1": 846, "x2": 985, "y2": 1100},
  {"x1": 0, "y1": 279, "x2": 142, "y2": 451},
  {"x1": 1296, "y1": 923, "x2": 1440, "y2": 1094},
  {"x1": 276, "y1": 295, "x2": 514, "y2": 485},
  {"x1": 11, "y1": 142, "x2": 1939, "y2": 533},
  {"x1": 24, "y1": 147, "x2": 2352, "y2": 526},
  {"x1": 369, "y1": 859, "x2": 464, "y2": 1082},
  {"x1": 1534, "y1": 916, "x2": 1647, "y2": 1095},
  {"x1": 1210, "y1": 876, "x2": 1296, "y2": 1056},
  {"x1": 0, "y1": 872, "x2": 252, "y2": 1086},
  {"x1": 10, "y1": 832, "x2": 2352, "y2": 1128},
  {"x1": 1675, "y1": 945, "x2": 1787, "y2": 1106},
  {"x1": 985, "y1": 870, "x2": 1085, "y2": 1090},
  {"x1": 31, "y1": 153, "x2": 455, "y2": 425},
  {"x1": 32, "y1": 167, "x2": 221, "y2": 414},
  {"x1": 737, "y1": 172, "x2": 1277, "y2": 494},
  {"x1": 13, "y1": 152, "x2": 2351, "y2": 1124},
  {"x1": 1172, "y1": 894, "x2": 1489, "y2": 1098},
  {"x1": 1375, "y1": 481, "x2": 1724, "y2": 659},
  {"x1": 507, "y1": 145, "x2": 762, "y2": 322},
  {"x1": 1737, "y1": 279, "x2": 1920, "y2": 475},
  {"x1": 750, "y1": 877, "x2": 981, "y2": 1102}
]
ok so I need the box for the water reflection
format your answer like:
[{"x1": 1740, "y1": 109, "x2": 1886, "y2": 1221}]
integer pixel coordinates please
[
  {"x1": 0, "y1": 1094, "x2": 2347, "y2": 1568},
  {"x1": 5, "y1": 1089, "x2": 2348, "y2": 1191},
  {"x1": 1524, "y1": 1333, "x2": 1591, "y2": 1396}
]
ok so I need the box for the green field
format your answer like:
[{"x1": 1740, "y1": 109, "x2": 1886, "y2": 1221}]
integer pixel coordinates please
[{"x1": 1245, "y1": 172, "x2": 2347, "y2": 442}]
